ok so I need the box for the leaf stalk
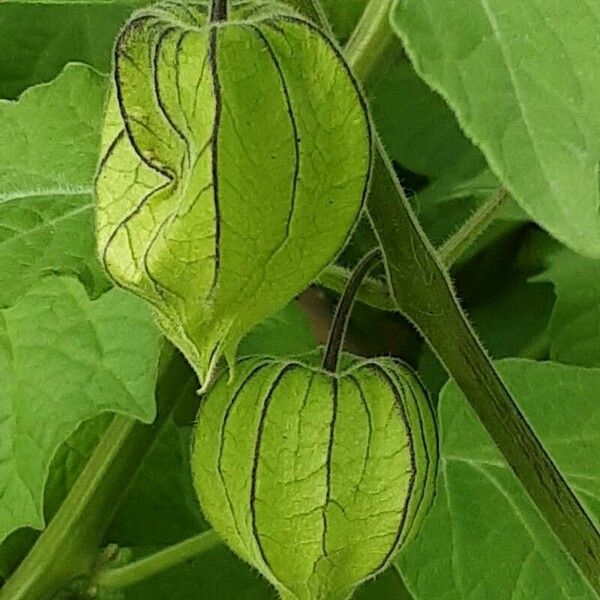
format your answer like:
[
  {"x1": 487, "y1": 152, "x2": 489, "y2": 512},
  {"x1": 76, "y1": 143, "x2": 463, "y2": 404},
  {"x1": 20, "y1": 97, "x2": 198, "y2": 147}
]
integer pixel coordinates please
[
  {"x1": 345, "y1": 0, "x2": 396, "y2": 84},
  {"x1": 97, "y1": 530, "x2": 221, "y2": 590},
  {"x1": 439, "y1": 187, "x2": 508, "y2": 265}
]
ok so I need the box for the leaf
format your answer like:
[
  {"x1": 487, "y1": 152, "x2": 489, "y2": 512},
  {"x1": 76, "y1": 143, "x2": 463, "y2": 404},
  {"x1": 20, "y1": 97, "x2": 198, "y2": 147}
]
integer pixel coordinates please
[
  {"x1": 355, "y1": 568, "x2": 413, "y2": 600},
  {"x1": 106, "y1": 419, "x2": 205, "y2": 547},
  {"x1": 366, "y1": 46, "x2": 522, "y2": 256},
  {"x1": 321, "y1": 0, "x2": 367, "y2": 41},
  {"x1": 0, "y1": 64, "x2": 109, "y2": 305},
  {"x1": 397, "y1": 360, "x2": 600, "y2": 599},
  {"x1": 238, "y1": 302, "x2": 316, "y2": 358},
  {"x1": 96, "y1": 6, "x2": 371, "y2": 385},
  {"x1": 370, "y1": 55, "x2": 485, "y2": 185},
  {"x1": 366, "y1": 41, "x2": 506, "y2": 239},
  {"x1": 0, "y1": 2, "x2": 135, "y2": 99},
  {"x1": 535, "y1": 248, "x2": 600, "y2": 367},
  {"x1": 456, "y1": 237, "x2": 554, "y2": 359},
  {"x1": 0, "y1": 276, "x2": 162, "y2": 544},
  {"x1": 392, "y1": 0, "x2": 600, "y2": 258},
  {"x1": 0, "y1": 414, "x2": 111, "y2": 580},
  {"x1": 462, "y1": 282, "x2": 553, "y2": 358}
]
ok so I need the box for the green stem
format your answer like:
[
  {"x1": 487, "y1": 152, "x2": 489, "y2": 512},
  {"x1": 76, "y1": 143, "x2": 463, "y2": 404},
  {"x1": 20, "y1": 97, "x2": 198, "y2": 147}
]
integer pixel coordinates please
[
  {"x1": 312, "y1": 0, "x2": 600, "y2": 590},
  {"x1": 0, "y1": 348, "x2": 197, "y2": 600},
  {"x1": 439, "y1": 187, "x2": 508, "y2": 265},
  {"x1": 344, "y1": 0, "x2": 395, "y2": 84},
  {"x1": 317, "y1": 264, "x2": 395, "y2": 312},
  {"x1": 318, "y1": 186, "x2": 508, "y2": 311},
  {"x1": 367, "y1": 139, "x2": 600, "y2": 593},
  {"x1": 322, "y1": 248, "x2": 382, "y2": 372},
  {"x1": 0, "y1": 417, "x2": 140, "y2": 600},
  {"x1": 98, "y1": 530, "x2": 221, "y2": 590}
]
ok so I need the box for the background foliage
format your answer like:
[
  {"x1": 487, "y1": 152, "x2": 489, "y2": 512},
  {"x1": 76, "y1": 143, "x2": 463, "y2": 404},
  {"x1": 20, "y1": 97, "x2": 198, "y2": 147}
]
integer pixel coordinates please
[{"x1": 0, "y1": 0, "x2": 599, "y2": 598}]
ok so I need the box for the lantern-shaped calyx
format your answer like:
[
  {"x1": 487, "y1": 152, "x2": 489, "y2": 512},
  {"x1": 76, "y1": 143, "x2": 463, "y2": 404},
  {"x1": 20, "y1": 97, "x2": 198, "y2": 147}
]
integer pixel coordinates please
[
  {"x1": 192, "y1": 355, "x2": 438, "y2": 600},
  {"x1": 95, "y1": 0, "x2": 372, "y2": 386}
]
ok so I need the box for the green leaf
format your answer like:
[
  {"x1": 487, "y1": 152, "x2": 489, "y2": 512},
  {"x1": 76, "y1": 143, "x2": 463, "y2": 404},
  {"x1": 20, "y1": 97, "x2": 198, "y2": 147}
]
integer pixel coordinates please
[
  {"x1": 106, "y1": 419, "x2": 205, "y2": 547},
  {"x1": 370, "y1": 56, "x2": 485, "y2": 185},
  {"x1": 0, "y1": 276, "x2": 162, "y2": 544},
  {"x1": 366, "y1": 40, "x2": 506, "y2": 237},
  {"x1": 0, "y1": 414, "x2": 111, "y2": 580},
  {"x1": 238, "y1": 302, "x2": 316, "y2": 358},
  {"x1": 535, "y1": 248, "x2": 600, "y2": 367},
  {"x1": 355, "y1": 568, "x2": 413, "y2": 600},
  {"x1": 366, "y1": 47, "x2": 521, "y2": 254},
  {"x1": 96, "y1": 5, "x2": 371, "y2": 385},
  {"x1": 465, "y1": 282, "x2": 553, "y2": 358},
  {"x1": 0, "y1": 64, "x2": 109, "y2": 305},
  {"x1": 456, "y1": 233, "x2": 554, "y2": 359},
  {"x1": 392, "y1": 0, "x2": 600, "y2": 258},
  {"x1": 321, "y1": 0, "x2": 367, "y2": 41},
  {"x1": 0, "y1": 2, "x2": 135, "y2": 99},
  {"x1": 398, "y1": 360, "x2": 600, "y2": 599}
]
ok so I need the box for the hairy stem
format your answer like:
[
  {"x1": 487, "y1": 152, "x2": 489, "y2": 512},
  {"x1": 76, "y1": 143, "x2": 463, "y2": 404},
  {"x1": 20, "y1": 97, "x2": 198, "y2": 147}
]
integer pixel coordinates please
[
  {"x1": 322, "y1": 248, "x2": 382, "y2": 372},
  {"x1": 98, "y1": 530, "x2": 221, "y2": 590},
  {"x1": 311, "y1": 0, "x2": 600, "y2": 590},
  {"x1": 367, "y1": 138, "x2": 600, "y2": 593},
  {"x1": 439, "y1": 187, "x2": 508, "y2": 265},
  {"x1": 318, "y1": 186, "x2": 508, "y2": 311},
  {"x1": 307, "y1": 0, "x2": 334, "y2": 37},
  {"x1": 317, "y1": 264, "x2": 395, "y2": 312}
]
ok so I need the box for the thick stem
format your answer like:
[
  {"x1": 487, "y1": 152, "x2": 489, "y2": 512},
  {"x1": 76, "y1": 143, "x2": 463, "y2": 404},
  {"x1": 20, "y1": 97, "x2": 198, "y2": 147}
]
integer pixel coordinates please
[
  {"x1": 318, "y1": 186, "x2": 508, "y2": 311},
  {"x1": 98, "y1": 530, "x2": 221, "y2": 590},
  {"x1": 322, "y1": 248, "x2": 382, "y2": 372},
  {"x1": 0, "y1": 417, "x2": 141, "y2": 600},
  {"x1": 311, "y1": 0, "x2": 600, "y2": 590},
  {"x1": 367, "y1": 142, "x2": 600, "y2": 593}
]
